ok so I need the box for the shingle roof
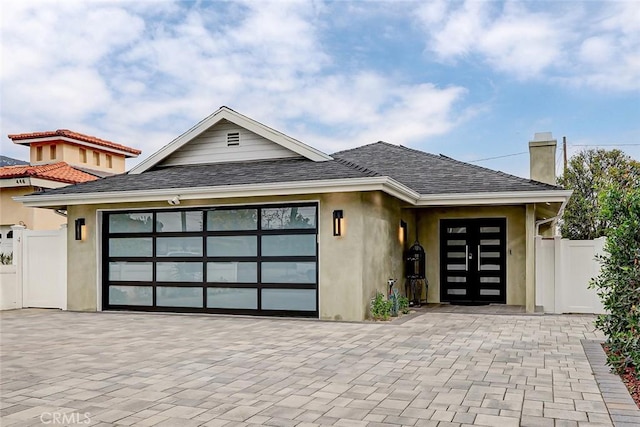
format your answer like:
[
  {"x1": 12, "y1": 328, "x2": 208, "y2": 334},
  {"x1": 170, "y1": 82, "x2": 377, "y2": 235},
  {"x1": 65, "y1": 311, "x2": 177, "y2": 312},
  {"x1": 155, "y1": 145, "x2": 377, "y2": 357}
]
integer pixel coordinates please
[
  {"x1": 36, "y1": 158, "x2": 377, "y2": 195},
  {"x1": 24, "y1": 141, "x2": 561, "y2": 198},
  {"x1": 0, "y1": 162, "x2": 100, "y2": 184},
  {"x1": 333, "y1": 142, "x2": 560, "y2": 194},
  {"x1": 9, "y1": 129, "x2": 141, "y2": 156}
]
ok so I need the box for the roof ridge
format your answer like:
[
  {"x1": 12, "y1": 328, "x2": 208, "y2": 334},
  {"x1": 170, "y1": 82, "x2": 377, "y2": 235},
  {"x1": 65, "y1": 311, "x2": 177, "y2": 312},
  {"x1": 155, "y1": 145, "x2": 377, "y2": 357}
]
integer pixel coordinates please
[
  {"x1": 333, "y1": 157, "x2": 381, "y2": 177},
  {"x1": 332, "y1": 140, "x2": 391, "y2": 156},
  {"x1": 9, "y1": 130, "x2": 141, "y2": 155}
]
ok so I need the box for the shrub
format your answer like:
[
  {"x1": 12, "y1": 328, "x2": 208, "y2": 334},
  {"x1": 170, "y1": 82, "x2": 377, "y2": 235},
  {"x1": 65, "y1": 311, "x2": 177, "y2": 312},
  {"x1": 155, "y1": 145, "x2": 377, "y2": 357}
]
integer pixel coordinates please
[
  {"x1": 398, "y1": 296, "x2": 410, "y2": 314},
  {"x1": 370, "y1": 291, "x2": 393, "y2": 320},
  {"x1": 591, "y1": 182, "x2": 640, "y2": 374},
  {"x1": 0, "y1": 252, "x2": 12, "y2": 265}
]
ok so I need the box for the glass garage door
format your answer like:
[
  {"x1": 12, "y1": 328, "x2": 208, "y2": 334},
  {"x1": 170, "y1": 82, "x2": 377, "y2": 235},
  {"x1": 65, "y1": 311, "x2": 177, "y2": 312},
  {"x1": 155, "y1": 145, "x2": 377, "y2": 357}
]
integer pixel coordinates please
[{"x1": 102, "y1": 203, "x2": 318, "y2": 317}]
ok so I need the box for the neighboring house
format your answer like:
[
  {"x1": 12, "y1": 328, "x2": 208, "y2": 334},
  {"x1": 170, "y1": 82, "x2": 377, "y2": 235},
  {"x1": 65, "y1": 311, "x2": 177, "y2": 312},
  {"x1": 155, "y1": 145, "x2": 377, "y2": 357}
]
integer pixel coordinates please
[
  {"x1": 0, "y1": 130, "x2": 140, "y2": 251},
  {"x1": 17, "y1": 107, "x2": 571, "y2": 320}
]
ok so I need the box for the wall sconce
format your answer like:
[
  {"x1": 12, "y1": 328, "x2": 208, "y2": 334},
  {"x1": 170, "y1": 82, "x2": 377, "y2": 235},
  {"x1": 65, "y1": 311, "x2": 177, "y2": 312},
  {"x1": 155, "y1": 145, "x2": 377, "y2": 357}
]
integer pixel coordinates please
[
  {"x1": 400, "y1": 220, "x2": 408, "y2": 243},
  {"x1": 75, "y1": 218, "x2": 86, "y2": 241},
  {"x1": 333, "y1": 210, "x2": 344, "y2": 236}
]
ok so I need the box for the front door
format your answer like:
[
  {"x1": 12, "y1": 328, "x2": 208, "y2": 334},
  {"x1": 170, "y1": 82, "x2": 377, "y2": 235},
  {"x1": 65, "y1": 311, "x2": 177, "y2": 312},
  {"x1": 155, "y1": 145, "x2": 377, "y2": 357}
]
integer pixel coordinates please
[{"x1": 440, "y1": 218, "x2": 506, "y2": 304}]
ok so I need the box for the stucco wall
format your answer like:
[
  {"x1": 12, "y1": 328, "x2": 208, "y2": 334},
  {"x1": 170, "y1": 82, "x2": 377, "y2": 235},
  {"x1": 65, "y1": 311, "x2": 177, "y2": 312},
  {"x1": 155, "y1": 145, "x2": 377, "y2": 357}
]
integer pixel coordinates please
[
  {"x1": 417, "y1": 205, "x2": 527, "y2": 305},
  {"x1": 1, "y1": 187, "x2": 65, "y2": 230},
  {"x1": 66, "y1": 192, "x2": 404, "y2": 321},
  {"x1": 360, "y1": 192, "x2": 405, "y2": 318}
]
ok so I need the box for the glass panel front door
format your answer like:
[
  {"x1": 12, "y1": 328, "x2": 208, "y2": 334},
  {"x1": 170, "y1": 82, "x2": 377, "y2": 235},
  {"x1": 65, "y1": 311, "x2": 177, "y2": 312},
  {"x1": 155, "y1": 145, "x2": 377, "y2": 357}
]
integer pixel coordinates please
[{"x1": 440, "y1": 218, "x2": 506, "y2": 303}]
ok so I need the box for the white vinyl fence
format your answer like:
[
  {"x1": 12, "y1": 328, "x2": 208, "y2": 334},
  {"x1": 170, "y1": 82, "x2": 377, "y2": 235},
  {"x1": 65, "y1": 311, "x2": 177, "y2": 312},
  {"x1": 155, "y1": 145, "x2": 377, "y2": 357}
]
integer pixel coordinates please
[
  {"x1": 536, "y1": 236, "x2": 606, "y2": 314},
  {"x1": 0, "y1": 225, "x2": 67, "y2": 310}
]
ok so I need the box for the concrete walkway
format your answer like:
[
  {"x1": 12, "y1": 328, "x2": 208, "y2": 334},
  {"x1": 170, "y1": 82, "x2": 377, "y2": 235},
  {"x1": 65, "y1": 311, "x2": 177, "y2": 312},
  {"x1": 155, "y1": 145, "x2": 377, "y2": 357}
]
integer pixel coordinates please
[{"x1": 0, "y1": 309, "x2": 636, "y2": 426}]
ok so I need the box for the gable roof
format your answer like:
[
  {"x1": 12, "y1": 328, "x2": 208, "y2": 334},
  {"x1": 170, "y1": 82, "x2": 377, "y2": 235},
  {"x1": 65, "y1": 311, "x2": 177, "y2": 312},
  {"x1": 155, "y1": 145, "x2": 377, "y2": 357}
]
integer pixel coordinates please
[
  {"x1": 9, "y1": 129, "x2": 141, "y2": 157},
  {"x1": 15, "y1": 109, "x2": 571, "y2": 209},
  {"x1": 130, "y1": 106, "x2": 332, "y2": 174},
  {"x1": 333, "y1": 141, "x2": 561, "y2": 194},
  {"x1": 0, "y1": 162, "x2": 100, "y2": 184}
]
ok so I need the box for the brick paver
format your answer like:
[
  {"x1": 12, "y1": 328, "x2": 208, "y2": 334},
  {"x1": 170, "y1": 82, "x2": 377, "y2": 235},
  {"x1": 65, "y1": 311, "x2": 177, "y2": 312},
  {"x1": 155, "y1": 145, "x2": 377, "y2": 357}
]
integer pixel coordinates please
[{"x1": 0, "y1": 309, "x2": 634, "y2": 426}]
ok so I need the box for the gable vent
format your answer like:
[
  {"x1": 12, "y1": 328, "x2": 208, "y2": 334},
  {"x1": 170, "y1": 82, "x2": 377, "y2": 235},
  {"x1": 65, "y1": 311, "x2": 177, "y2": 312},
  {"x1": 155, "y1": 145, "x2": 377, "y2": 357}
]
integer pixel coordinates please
[{"x1": 227, "y1": 132, "x2": 240, "y2": 146}]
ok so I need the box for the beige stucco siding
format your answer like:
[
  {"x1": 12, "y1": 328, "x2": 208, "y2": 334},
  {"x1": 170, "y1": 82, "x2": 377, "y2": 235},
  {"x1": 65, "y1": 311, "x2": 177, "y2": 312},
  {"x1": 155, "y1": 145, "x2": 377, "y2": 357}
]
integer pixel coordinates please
[
  {"x1": 416, "y1": 205, "x2": 526, "y2": 305},
  {"x1": 1, "y1": 187, "x2": 65, "y2": 230},
  {"x1": 66, "y1": 192, "x2": 405, "y2": 320},
  {"x1": 360, "y1": 192, "x2": 405, "y2": 318}
]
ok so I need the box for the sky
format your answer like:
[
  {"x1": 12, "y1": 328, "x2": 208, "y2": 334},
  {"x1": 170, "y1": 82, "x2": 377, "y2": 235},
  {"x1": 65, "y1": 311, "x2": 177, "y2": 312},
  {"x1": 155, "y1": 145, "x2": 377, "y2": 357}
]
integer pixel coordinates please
[{"x1": 1, "y1": 0, "x2": 639, "y2": 179}]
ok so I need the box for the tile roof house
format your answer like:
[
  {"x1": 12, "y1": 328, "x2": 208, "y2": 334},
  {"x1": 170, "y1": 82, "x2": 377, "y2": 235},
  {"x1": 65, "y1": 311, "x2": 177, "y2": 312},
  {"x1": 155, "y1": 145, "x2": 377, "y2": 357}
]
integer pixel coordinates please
[
  {"x1": 17, "y1": 107, "x2": 571, "y2": 320},
  {"x1": 0, "y1": 130, "x2": 140, "y2": 246}
]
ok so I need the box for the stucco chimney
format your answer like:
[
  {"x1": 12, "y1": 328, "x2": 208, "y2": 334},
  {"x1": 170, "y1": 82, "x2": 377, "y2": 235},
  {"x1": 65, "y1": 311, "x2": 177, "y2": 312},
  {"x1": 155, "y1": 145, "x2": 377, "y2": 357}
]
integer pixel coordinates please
[{"x1": 529, "y1": 132, "x2": 557, "y2": 185}]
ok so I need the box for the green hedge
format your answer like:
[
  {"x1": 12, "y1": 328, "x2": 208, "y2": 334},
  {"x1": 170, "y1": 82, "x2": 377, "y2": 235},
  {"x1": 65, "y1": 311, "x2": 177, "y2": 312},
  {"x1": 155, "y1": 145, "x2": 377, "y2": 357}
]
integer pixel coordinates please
[{"x1": 591, "y1": 183, "x2": 640, "y2": 375}]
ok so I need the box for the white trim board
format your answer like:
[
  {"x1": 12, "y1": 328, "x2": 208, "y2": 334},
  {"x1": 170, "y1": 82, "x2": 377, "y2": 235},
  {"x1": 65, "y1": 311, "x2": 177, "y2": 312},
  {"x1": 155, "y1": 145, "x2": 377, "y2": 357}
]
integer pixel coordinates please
[{"x1": 15, "y1": 176, "x2": 572, "y2": 209}]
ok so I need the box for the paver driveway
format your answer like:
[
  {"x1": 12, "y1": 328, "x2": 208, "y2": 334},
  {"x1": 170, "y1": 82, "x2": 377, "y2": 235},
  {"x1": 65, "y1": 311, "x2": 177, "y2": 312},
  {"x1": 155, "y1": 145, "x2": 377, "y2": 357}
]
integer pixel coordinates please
[{"x1": 0, "y1": 309, "x2": 618, "y2": 426}]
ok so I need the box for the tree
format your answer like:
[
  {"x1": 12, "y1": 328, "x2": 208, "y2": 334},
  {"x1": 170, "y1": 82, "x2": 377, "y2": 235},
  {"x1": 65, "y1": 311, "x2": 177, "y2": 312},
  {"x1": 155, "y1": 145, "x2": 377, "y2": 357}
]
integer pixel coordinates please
[{"x1": 558, "y1": 149, "x2": 640, "y2": 240}]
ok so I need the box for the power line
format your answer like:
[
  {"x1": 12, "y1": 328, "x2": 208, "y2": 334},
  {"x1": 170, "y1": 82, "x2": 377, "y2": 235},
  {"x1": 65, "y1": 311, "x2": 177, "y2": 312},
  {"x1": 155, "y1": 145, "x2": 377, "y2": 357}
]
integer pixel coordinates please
[
  {"x1": 570, "y1": 144, "x2": 640, "y2": 147},
  {"x1": 468, "y1": 152, "x2": 527, "y2": 163}
]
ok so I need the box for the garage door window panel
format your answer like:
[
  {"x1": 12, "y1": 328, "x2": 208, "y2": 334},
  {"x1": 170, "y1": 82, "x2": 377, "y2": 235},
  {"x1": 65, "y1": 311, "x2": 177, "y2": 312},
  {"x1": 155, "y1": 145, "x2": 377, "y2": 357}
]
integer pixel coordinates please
[
  {"x1": 156, "y1": 262, "x2": 203, "y2": 282},
  {"x1": 207, "y1": 288, "x2": 257, "y2": 309},
  {"x1": 207, "y1": 262, "x2": 257, "y2": 283},
  {"x1": 109, "y1": 285, "x2": 153, "y2": 306},
  {"x1": 109, "y1": 261, "x2": 153, "y2": 282},
  {"x1": 156, "y1": 211, "x2": 203, "y2": 232},
  {"x1": 156, "y1": 287, "x2": 203, "y2": 307},
  {"x1": 208, "y1": 209, "x2": 257, "y2": 231},
  {"x1": 207, "y1": 236, "x2": 257, "y2": 257},
  {"x1": 156, "y1": 237, "x2": 203, "y2": 257}
]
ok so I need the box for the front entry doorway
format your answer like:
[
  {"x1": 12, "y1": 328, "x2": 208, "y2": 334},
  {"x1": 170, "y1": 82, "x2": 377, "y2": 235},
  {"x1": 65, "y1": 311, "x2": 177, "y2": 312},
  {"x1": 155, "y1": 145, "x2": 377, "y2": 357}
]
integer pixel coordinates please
[{"x1": 440, "y1": 218, "x2": 506, "y2": 304}]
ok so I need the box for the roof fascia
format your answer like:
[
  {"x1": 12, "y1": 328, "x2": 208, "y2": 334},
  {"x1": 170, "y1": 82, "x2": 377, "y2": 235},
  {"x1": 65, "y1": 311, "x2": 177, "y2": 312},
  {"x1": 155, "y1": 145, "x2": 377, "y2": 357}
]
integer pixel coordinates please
[
  {"x1": 0, "y1": 177, "x2": 32, "y2": 188},
  {"x1": 129, "y1": 107, "x2": 332, "y2": 175},
  {"x1": 14, "y1": 136, "x2": 139, "y2": 158},
  {"x1": 415, "y1": 190, "x2": 573, "y2": 206},
  {"x1": 15, "y1": 177, "x2": 418, "y2": 207},
  {"x1": 13, "y1": 175, "x2": 571, "y2": 209}
]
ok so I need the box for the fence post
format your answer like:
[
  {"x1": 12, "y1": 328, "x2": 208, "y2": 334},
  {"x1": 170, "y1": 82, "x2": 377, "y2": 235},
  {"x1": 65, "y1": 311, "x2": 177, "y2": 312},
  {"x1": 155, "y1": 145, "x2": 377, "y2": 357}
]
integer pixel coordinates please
[
  {"x1": 552, "y1": 235, "x2": 562, "y2": 314},
  {"x1": 59, "y1": 224, "x2": 68, "y2": 310},
  {"x1": 11, "y1": 225, "x2": 26, "y2": 308}
]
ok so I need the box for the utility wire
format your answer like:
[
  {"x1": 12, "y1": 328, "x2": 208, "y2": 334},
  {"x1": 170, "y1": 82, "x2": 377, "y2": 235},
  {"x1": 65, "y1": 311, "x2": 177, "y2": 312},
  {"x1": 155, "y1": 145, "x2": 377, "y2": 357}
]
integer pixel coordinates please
[
  {"x1": 468, "y1": 151, "x2": 527, "y2": 163},
  {"x1": 570, "y1": 144, "x2": 640, "y2": 147}
]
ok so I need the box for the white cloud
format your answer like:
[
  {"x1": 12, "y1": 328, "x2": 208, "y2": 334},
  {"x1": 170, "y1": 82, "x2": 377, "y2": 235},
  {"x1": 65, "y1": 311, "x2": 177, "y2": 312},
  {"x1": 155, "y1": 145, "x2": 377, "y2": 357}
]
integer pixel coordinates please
[
  {"x1": 414, "y1": 0, "x2": 640, "y2": 91},
  {"x1": 1, "y1": 0, "x2": 469, "y2": 164}
]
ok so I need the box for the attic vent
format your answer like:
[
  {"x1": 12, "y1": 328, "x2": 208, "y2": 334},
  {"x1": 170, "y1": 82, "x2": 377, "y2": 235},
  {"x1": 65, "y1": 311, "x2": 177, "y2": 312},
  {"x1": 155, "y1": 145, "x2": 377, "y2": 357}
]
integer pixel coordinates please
[{"x1": 227, "y1": 132, "x2": 240, "y2": 146}]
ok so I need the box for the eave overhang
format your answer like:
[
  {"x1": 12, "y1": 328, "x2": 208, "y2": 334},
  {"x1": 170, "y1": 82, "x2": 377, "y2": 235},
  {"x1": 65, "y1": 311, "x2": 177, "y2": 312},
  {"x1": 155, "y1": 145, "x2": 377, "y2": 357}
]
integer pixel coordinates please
[{"x1": 14, "y1": 176, "x2": 572, "y2": 212}]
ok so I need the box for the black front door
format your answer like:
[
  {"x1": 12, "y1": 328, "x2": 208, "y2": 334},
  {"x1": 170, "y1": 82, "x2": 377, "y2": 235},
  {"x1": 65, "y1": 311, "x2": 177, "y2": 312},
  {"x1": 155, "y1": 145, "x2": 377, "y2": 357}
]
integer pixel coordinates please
[{"x1": 440, "y1": 218, "x2": 506, "y2": 304}]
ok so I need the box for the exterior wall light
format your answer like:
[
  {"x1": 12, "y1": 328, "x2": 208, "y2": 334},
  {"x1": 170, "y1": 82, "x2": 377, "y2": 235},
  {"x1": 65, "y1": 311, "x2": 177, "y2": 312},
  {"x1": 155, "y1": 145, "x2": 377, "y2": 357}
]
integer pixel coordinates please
[
  {"x1": 333, "y1": 210, "x2": 344, "y2": 236},
  {"x1": 75, "y1": 218, "x2": 86, "y2": 241},
  {"x1": 400, "y1": 220, "x2": 408, "y2": 244}
]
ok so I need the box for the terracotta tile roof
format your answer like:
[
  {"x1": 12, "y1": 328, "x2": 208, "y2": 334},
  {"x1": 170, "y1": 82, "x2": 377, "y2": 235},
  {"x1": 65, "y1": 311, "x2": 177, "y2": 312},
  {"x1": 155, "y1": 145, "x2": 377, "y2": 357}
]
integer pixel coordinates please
[
  {"x1": 0, "y1": 162, "x2": 99, "y2": 184},
  {"x1": 8, "y1": 129, "x2": 141, "y2": 156}
]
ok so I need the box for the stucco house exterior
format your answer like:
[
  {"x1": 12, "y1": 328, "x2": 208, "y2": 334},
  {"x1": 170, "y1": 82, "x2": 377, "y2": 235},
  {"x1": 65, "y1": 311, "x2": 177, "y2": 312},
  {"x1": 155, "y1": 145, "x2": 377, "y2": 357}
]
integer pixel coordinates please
[
  {"x1": 1, "y1": 130, "x2": 140, "y2": 252},
  {"x1": 16, "y1": 107, "x2": 571, "y2": 321}
]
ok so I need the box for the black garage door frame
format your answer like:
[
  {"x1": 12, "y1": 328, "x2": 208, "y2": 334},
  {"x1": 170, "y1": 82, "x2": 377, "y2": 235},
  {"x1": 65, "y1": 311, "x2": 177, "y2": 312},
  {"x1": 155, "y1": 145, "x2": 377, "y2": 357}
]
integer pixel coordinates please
[{"x1": 102, "y1": 202, "x2": 319, "y2": 317}]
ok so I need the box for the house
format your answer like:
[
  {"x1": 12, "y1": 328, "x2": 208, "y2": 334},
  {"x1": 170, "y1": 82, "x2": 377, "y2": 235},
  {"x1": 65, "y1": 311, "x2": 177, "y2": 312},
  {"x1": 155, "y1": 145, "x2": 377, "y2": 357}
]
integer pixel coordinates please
[
  {"x1": 16, "y1": 107, "x2": 571, "y2": 321},
  {"x1": 0, "y1": 130, "x2": 141, "y2": 251}
]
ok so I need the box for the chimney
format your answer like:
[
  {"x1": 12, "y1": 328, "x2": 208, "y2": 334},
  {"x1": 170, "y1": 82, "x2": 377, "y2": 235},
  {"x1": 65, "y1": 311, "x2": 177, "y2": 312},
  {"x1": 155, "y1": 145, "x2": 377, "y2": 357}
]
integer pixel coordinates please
[{"x1": 529, "y1": 132, "x2": 557, "y2": 185}]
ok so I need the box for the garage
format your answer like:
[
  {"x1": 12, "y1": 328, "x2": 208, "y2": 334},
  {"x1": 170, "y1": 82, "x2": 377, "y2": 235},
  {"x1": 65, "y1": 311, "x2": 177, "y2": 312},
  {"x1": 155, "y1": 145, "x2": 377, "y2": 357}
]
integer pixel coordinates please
[{"x1": 102, "y1": 203, "x2": 318, "y2": 317}]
